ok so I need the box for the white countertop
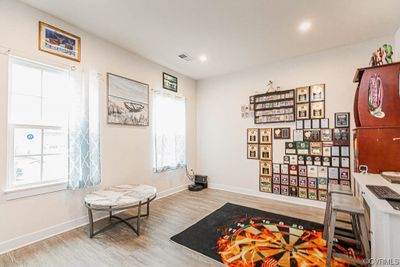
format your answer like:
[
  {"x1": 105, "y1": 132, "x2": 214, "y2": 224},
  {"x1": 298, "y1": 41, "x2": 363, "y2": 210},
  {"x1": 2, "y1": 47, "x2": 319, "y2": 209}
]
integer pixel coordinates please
[{"x1": 353, "y1": 173, "x2": 400, "y2": 216}]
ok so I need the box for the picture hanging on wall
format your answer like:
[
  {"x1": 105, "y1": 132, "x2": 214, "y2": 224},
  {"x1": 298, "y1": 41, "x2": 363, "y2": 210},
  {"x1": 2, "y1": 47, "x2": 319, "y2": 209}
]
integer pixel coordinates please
[
  {"x1": 259, "y1": 128, "x2": 272, "y2": 144},
  {"x1": 303, "y1": 129, "x2": 320, "y2": 142},
  {"x1": 320, "y1": 129, "x2": 332, "y2": 142},
  {"x1": 247, "y1": 128, "x2": 259, "y2": 144},
  {"x1": 260, "y1": 161, "x2": 272, "y2": 176},
  {"x1": 163, "y1": 72, "x2": 178, "y2": 92},
  {"x1": 107, "y1": 73, "x2": 149, "y2": 126},
  {"x1": 259, "y1": 144, "x2": 272, "y2": 160},
  {"x1": 310, "y1": 84, "x2": 325, "y2": 102},
  {"x1": 38, "y1": 21, "x2": 81, "y2": 62},
  {"x1": 273, "y1": 128, "x2": 291, "y2": 139},
  {"x1": 296, "y1": 103, "x2": 309, "y2": 120},
  {"x1": 247, "y1": 144, "x2": 259, "y2": 159},
  {"x1": 320, "y1": 118, "x2": 330, "y2": 128},
  {"x1": 303, "y1": 119, "x2": 312, "y2": 129},
  {"x1": 310, "y1": 101, "x2": 325, "y2": 119},
  {"x1": 335, "y1": 112, "x2": 350, "y2": 128},
  {"x1": 333, "y1": 128, "x2": 350, "y2": 145},
  {"x1": 296, "y1": 120, "x2": 303, "y2": 129},
  {"x1": 296, "y1": 86, "x2": 310, "y2": 103}
]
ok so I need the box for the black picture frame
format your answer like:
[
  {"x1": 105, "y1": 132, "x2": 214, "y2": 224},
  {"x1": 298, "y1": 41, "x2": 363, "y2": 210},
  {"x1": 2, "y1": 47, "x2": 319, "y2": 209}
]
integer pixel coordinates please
[
  {"x1": 335, "y1": 112, "x2": 350, "y2": 128},
  {"x1": 163, "y1": 72, "x2": 178, "y2": 92}
]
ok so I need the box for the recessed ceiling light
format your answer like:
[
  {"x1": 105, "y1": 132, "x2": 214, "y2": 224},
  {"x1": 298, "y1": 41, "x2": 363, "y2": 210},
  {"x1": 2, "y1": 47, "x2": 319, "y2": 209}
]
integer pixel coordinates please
[
  {"x1": 199, "y1": 55, "x2": 208, "y2": 62},
  {"x1": 299, "y1": 20, "x2": 312, "y2": 32}
]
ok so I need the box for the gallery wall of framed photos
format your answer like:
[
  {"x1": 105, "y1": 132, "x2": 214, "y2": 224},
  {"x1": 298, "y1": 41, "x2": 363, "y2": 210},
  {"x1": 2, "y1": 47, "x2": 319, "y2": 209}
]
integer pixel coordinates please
[{"x1": 247, "y1": 84, "x2": 351, "y2": 202}]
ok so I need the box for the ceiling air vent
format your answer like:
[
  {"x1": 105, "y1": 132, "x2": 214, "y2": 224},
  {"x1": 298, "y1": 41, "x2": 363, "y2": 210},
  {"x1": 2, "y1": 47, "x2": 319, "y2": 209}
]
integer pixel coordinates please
[{"x1": 178, "y1": 53, "x2": 193, "y2": 62}]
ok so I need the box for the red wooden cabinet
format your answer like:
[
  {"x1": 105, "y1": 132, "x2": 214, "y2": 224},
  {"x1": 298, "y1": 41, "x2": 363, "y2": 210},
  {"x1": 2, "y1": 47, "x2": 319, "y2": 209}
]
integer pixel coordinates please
[{"x1": 353, "y1": 63, "x2": 400, "y2": 173}]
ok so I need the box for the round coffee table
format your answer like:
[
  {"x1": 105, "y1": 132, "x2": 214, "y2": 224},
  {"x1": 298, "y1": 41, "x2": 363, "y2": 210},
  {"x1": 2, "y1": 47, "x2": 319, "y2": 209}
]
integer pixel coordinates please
[{"x1": 84, "y1": 184, "x2": 157, "y2": 238}]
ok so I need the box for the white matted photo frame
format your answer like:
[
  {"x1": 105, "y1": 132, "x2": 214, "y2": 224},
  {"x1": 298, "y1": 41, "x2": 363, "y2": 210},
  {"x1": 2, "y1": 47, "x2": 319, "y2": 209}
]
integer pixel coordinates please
[
  {"x1": 335, "y1": 112, "x2": 350, "y2": 128},
  {"x1": 310, "y1": 101, "x2": 325, "y2": 119},
  {"x1": 296, "y1": 86, "x2": 310, "y2": 103},
  {"x1": 107, "y1": 73, "x2": 149, "y2": 126},
  {"x1": 38, "y1": 21, "x2": 81, "y2": 62},
  {"x1": 310, "y1": 84, "x2": 325, "y2": 102}
]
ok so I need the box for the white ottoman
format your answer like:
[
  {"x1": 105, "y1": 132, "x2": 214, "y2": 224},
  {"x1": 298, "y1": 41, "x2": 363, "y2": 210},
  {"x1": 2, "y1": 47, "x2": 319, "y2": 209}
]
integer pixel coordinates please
[{"x1": 84, "y1": 184, "x2": 157, "y2": 238}]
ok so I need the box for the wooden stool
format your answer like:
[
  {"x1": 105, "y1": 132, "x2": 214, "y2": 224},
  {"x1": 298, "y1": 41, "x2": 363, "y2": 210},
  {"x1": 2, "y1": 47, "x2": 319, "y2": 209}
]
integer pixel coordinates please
[
  {"x1": 326, "y1": 194, "x2": 370, "y2": 266},
  {"x1": 323, "y1": 184, "x2": 352, "y2": 240}
]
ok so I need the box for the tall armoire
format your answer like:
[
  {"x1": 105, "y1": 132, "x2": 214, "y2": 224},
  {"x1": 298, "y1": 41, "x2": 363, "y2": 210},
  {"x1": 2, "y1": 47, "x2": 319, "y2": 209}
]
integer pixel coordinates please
[{"x1": 353, "y1": 62, "x2": 400, "y2": 173}]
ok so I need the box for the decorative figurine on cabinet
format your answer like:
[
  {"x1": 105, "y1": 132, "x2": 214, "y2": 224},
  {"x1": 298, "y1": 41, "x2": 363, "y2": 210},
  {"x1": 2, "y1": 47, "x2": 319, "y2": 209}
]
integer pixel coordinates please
[
  {"x1": 376, "y1": 47, "x2": 383, "y2": 66},
  {"x1": 383, "y1": 44, "x2": 393, "y2": 64},
  {"x1": 370, "y1": 52, "x2": 377, "y2": 66}
]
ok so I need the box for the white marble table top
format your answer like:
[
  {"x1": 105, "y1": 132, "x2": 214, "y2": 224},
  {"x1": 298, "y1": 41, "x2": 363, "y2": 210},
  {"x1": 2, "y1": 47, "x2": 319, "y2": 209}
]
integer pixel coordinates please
[{"x1": 84, "y1": 184, "x2": 157, "y2": 208}]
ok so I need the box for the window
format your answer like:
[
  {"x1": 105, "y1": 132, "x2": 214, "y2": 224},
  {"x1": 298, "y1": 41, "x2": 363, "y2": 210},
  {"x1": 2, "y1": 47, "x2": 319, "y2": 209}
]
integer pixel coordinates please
[
  {"x1": 153, "y1": 91, "x2": 186, "y2": 172},
  {"x1": 8, "y1": 57, "x2": 70, "y2": 189}
]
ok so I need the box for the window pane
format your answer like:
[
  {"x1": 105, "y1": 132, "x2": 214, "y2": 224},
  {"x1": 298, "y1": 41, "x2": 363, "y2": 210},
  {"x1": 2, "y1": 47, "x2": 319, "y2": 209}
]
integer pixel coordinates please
[
  {"x1": 42, "y1": 99, "x2": 69, "y2": 125},
  {"x1": 11, "y1": 94, "x2": 41, "y2": 124},
  {"x1": 11, "y1": 63, "x2": 42, "y2": 96},
  {"x1": 14, "y1": 128, "x2": 42, "y2": 156},
  {"x1": 42, "y1": 70, "x2": 68, "y2": 99},
  {"x1": 42, "y1": 155, "x2": 68, "y2": 181},
  {"x1": 43, "y1": 129, "x2": 68, "y2": 154},
  {"x1": 13, "y1": 156, "x2": 41, "y2": 185}
]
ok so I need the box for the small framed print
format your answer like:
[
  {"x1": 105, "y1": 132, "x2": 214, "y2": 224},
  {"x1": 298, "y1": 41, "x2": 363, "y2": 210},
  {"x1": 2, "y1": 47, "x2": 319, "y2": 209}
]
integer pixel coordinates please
[
  {"x1": 296, "y1": 141, "x2": 309, "y2": 155},
  {"x1": 322, "y1": 146, "x2": 331, "y2": 157},
  {"x1": 309, "y1": 189, "x2": 318, "y2": 200},
  {"x1": 281, "y1": 175, "x2": 289, "y2": 185},
  {"x1": 329, "y1": 179, "x2": 339, "y2": 185},
  {"x1": 259, "y1": 144, "x2": 272, "y2": 160},
  {"x1": 260, "y1": 177, "x2": 272, "y2": 193},
  {"x1": 341, "y1": 146, "x2": 350, "y2": 157},
  {"x1": 247, "y1": 128, "x2": 259, "y2": 144},
  {"x1": 290, "y1": 176, "x2": 298, "y2": 186},
  {"x1": 308, "y1": 177, "x2": 317, "y2": 188},
  {"x1": 333, "y1": 128, "x2": 350, "y2": 146},
  {"x1": 290, "y1": 186, "x2": 298, "y2": 197},
  {"x1": 328, "y1": 167, "x2": 339, "y2": 179},
  {"x1": 312, "y1": 119, "x2": 320, "y2": 129},
  {"x1": 163, "y1": 72, "x2": 178, "y2": 92},
  {"x1": 281, "y1": 185, "x2": 289, "y2": 196},
  {"x1": 322, "y1": 156, "x2": 331, "y2": 167},
  {"x1": 320, "y1": 118, "x2": 329, "y2": 129},
  {"x1": 318, "y1": 177, "x2": 328, "y2": 190},
  {"x1": 307, "y1": 165, "x2": 318, "y2": 177},
  {"x1": 340, "y1": 168, "x2": 350, "y2": 180},
  {"x1": 285, "y1": 142, "x2": 297, "y2": 155},
  {"x1": 319, "y1": 190, "x2": 328, "y2": 202},
  {"x1": 335, "y1": 112, "x2": 350, "y2": 128},
  {"x1": 260, "y1": 160, "x2": 272, "y2": 176},
  {"x1": 340, "y1": 180, "x2": 350, "y2": 186},
  {"x1": 283, "y1": 156, "x2": 290, "y2": 164},
  {"x1": 273, "y1": 174, "x2": 281, "y2": 184},
  {"x1": 298, "y1": 165, "x2": 307, "y2": 177},
  {"x1": 289, "y1": 165, "x2": 298, "y2": 175},
  {"x1": 259, "y1": 128, "x2": 272, "y2": 144},
  {"x1": 281, "y1": 164, "x2": 289, "y2": 175},
  {"x1": 298, "y1": 155, "x2": 305, "y2": 165},
  {"x1": 247, "y1": 144, "x2": 259, "y2": 159},
  {"x1": 274, "y1": 128, "x2": 291, "y2": 139},
  {"x1": 296, "y1": 103, "x2": 310, "y2": 120},
  {"x1": 313, "y1": 156, "x2": 322, "y2": 166},
  {"x1": 260, "y1": 184, "x2": 272, "y2": 193},
  {"x1": 299, "y1": 176, "x2": 308, "y2": 187},
  {"x1": 304, "y1": 119, "x2": 312, "y2": 129},
  {"x1": 293, "y1": 130, "x2": 304, "y2": 142},
  {"x1": 273, "y1": 184, "x2": 281, "y2": 194},
  {"x1": 310, "y1": 84, "x2": 325, "y2": 102},
  {"x1": 310, "y1": 101, "x2": 325, "y2": 119},
  {"x1": 296, "y1": 86, "x2": 310, "y2": 103},
  {"x1": 318, "y1": 166, "x2": 328, "y2": 178},
  {"x1": 320, "y1": 129, "x2": 332, "y2": 142},
  {"x1": 273, "y1": 163, "x2": 281, "y2": 174},
  {"x1": 299, "y1": 187, "x2": 308, "y2": 198},
  {"x1": 289, "y1": 155, "x2": 298, "y2": 165},
  {"x1": 341, "y1": 157, "x2": 350, "y2": 168},
  {"x1": 310, "y1": 142, "x2": 323, "y2": 156},
  {"x1": 306, "y1": 155, "x2": 313, "y2": 165},
  {"x1": 304, "y1": 130, "x2": 320, "y2": 141},
  {"x1": 332, "y1": 146, "x2": 340, "y2": 156},
  {"x1": 331, "y1": 157, "x2": 340, "y2": 167},
  {"x1": 296, "y1": 120, "x2": 304, "y2": 130}
]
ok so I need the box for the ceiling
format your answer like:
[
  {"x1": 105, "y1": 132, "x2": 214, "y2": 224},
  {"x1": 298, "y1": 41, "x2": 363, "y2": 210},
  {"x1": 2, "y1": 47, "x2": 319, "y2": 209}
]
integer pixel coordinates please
[{"x1": 20, "y1": 0, "x2": 400, "y2": 80}]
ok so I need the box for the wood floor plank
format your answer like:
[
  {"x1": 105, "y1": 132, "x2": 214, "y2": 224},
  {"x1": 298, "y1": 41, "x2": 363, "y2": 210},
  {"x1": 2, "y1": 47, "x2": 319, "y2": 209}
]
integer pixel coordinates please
[{"x1": 0, "y1": 189, "x2": 324, "y2": 267}]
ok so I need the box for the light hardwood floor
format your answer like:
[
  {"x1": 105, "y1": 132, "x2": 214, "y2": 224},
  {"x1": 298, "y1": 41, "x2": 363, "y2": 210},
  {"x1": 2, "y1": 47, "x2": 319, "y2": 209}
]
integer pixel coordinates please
[{"x1": 0, "y1": 189, "x2": 324, "y2": 267}]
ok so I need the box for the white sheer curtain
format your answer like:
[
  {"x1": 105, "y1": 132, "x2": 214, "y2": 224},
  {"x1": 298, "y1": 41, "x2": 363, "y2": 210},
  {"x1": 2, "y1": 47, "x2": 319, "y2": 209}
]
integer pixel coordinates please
[
  {"x1": 153, "y1": 91, "x2": 186, "y2": 173},
  {"x1": 67, "y1": 70, "x2": 101, "y2": 189}
]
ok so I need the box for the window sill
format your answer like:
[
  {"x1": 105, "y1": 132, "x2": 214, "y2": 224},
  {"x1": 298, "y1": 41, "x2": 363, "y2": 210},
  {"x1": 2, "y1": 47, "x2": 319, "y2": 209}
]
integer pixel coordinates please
[{"x1": 3, "y1": 181, "x2": 67, "y2": 200}]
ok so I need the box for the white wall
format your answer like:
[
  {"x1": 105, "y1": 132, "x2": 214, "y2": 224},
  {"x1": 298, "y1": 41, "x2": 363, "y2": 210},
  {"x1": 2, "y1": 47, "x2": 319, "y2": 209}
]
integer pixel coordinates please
[
  {"x1": 0, "y1": 0, "x2": 196, "y2": 251},
  {"x1": 395, "y1": 26, "x2": 400, "y2": 60},
  {"x1": 196, "y1": 36, "x2": 393, "y2": 195}
]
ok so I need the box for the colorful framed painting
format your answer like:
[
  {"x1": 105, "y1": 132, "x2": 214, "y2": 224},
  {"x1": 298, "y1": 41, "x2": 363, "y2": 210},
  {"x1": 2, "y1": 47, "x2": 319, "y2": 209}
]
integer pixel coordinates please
[
  {"x1": 39, "y1": 21, "x2": 81, "y2": 62},
  {"x1": 162, "y1": 72, "x2": 178, "y2": 92},
  {"x1": 310, "y1": 84, "x2": 325, "y2": 102},
  {"x1": 107, "y1": 73, "x2": 149, "y2": 126}
]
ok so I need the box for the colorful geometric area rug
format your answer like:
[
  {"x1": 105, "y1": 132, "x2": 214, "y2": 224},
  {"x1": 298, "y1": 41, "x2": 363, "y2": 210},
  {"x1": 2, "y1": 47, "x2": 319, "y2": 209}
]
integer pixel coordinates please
[{"x1": 171, "y1": 203, "x2": 364, "y2": 267}]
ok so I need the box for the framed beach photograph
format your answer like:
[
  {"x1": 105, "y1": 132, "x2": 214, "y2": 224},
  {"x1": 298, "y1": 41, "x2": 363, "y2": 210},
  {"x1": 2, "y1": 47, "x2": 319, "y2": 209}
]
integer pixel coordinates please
[
  {"x1": 335, "y1": 112, "x2": 350, "y2": 128},
  {"x1": 310, "y1": 84, "x2": 325, "y2": 102},
  {"x1": 296, "y1": 86, "x2": 310, "y2": 103},
  {"x1": 39, "y1": 22, "x2": 81, "y2": 62},
  {"x1": 163, "y1": 72, "x2": 178, "y2": 92},
  {"x1": 107, "y1": 73, "x2": 149, "y2": 126}
]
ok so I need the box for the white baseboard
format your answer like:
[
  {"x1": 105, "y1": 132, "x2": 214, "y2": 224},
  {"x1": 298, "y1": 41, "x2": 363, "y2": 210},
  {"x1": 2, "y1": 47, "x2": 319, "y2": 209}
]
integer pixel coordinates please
[
  {"x1": 0, "y1": 183, "x2": 190, "y2": 255},
  {"x1": 208, "y1": 183, "x2": 325, "y2": 209}
]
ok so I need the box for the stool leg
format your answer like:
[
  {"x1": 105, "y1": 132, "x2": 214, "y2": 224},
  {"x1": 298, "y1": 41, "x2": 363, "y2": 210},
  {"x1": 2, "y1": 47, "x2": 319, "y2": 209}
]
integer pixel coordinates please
[
  {"x1": 147, "y1": 197, "x2": 150, "y2": 216},
  {"x1": 137, "y1": 201, "x2": 142, "y2": 235},
  {"x1": 326, "y1": 210, "x2": 337, "y2": 267},
  {"x1": 88, "y1": 208, "x2": 94, "y2": 238},
  {"x1": 358, "y1": 214, "x2": 371, "y2": 260},
  {"x1": 323, "y1": 193, "x2": 332, "y2": 240}
]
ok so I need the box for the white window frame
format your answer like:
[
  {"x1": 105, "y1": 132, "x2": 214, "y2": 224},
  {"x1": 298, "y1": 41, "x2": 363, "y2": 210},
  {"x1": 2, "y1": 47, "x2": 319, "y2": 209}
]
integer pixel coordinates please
[{"x1": 4, "y1": 57, "x2": 70, "y2": 199}]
